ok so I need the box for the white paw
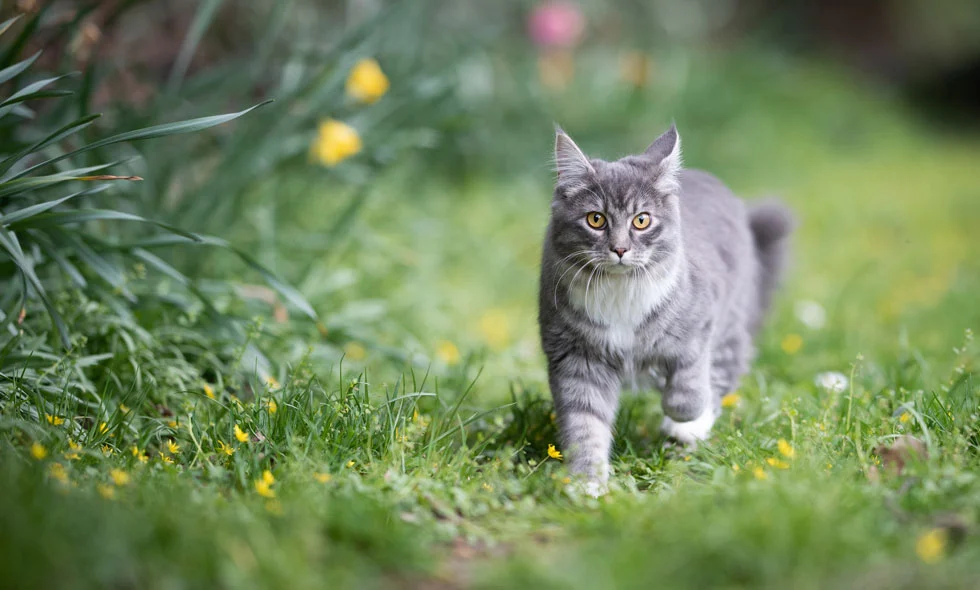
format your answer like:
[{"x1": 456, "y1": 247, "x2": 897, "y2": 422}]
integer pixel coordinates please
[
  {"x1": 661, "y1": 411, "x2": 716, "y2": 446},
  {"x1": 583, "y1": 479, "x2": 607, "y2": 498}
]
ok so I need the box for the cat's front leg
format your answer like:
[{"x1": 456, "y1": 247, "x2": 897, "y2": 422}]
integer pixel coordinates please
[
  {"x1": 549, "y1": 354, "x2": 620, "y2": 497},
  {"x1": 661, "y1": 351, "x2": 716, "y2": 445}
]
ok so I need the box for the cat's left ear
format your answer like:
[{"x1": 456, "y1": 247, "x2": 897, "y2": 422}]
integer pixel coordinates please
[{"x1": 644, "y1": 123, "x2": 683, "y2": 194}]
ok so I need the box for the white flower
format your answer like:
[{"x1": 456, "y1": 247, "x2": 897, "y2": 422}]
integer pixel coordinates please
[
  {"x1": 815, "y1": 371, "x2": 848, "y2": 393},
  {"x1": 794, "y1": 300, "x2": 827, "y2": 330}
]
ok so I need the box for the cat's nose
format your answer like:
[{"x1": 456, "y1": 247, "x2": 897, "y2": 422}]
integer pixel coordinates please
[{"x1": 612, "y1": 247, "x2": 629, "y2": 258}]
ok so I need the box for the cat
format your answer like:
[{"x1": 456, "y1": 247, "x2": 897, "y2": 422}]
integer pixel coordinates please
[{"x1": 538, "y1": 124, "x2": 792, "y2": 495}]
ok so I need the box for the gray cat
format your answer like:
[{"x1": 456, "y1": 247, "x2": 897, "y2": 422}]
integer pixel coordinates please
[{"x1": 538, "y1": 124, "x2": 792, "y2": 495}]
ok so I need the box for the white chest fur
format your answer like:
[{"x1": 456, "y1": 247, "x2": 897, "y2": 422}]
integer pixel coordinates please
[{"x1": 567, "y1": 262, "x2": 681, "y2": 352}]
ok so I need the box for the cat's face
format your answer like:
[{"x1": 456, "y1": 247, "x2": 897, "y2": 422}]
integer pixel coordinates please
[{"x1": 550, "y1": 125, "x2": 683, "y2": 276}]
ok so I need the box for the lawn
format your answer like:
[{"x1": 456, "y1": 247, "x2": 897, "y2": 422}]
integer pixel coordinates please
[{"x1": 2, "y1": 6, "x2": 979, "y2": 589}]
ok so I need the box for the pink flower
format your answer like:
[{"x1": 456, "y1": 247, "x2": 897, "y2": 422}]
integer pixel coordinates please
[{"x1": 528, "y1": 2, "x2": 585, "y2": 49}]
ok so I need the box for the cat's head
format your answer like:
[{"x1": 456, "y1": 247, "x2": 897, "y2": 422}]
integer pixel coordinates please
[{"x1": 549, "y1": 125, "x2": 683, "y2": 275}]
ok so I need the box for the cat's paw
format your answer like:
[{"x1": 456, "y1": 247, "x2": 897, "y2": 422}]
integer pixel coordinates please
[
  {"x1": 565, "y1": 476, "x2": 609, "y2": 498},
  {"x1": 660, "y1": 411, "x2": 716, "y2": 446}
]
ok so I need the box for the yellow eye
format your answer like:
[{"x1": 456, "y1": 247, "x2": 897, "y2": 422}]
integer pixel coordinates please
[
  {"x1": 632, "y1": 212, "x2": 652, "y2": 230},
  {"x1": 585, "y1": 212, "x2": 606, "y2": 229}
]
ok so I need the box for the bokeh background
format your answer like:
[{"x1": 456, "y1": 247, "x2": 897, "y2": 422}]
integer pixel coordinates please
[{"x1": 1, "y1": 1, "x2": 979, "y2": 588}]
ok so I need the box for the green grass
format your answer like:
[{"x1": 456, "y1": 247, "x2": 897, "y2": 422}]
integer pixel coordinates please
[{"x1": 2, "y1": 53, "x2": 980, "y2": 589}]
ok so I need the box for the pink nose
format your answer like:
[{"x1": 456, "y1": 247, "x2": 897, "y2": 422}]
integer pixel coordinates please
[{"x1": 612, "y1": 247, "x2": 628, "y2": 258}]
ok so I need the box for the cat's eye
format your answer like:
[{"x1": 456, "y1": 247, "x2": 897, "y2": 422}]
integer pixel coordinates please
[
  {"x1": 585, "y1": 212, "x2": 607, "y2": 229},
  {"x1": 632, "y1": 212, "x2": 653, "y2": 230}
]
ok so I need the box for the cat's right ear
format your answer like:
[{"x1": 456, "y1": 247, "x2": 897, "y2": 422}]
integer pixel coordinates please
[{"x1": 554, "y1": 125, "x2": 595, "y2": 185}]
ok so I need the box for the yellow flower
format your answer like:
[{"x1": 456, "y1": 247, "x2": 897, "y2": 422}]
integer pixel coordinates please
[
  {"x1": 234, "y1": 424, "x2": 249, "y2": 443},
  {"x1": 561, "y1": 477, "x2": 572, "y2": 484},
  {"x1": 343, "y1": 342, "x2": 367, "y2": 361},
  {"x1": 158, "y1": 452, "x2": 173, "y2": 464},
  {"x1": 731, "y1": 464, "x2": 741, "y2": 473},
  {"x1": 478, "y1": 309, "x2": 512, "y2": 350},
  {"x1": 899, "y1": 412, "x2": 911, "y2": 423},
  {"x1": 65, "y1": 440, "x2": 81, "y2": 461},
  {"x1": 482, "y1": 482, "x2": 494, "y2": 492},
  {"x1": 313, "y1": 472, "x2": 332, "y2": 483},
  {"x1": 915, "y1": 528, "x2": 947, "y2": 564},
  {"x1": 131, "y1": 446, "x2": 148, "y2": 463},
  {"x1": 310, "y1": 119, "x2": 362, "y2": 167},
  {"x1": 261, "y1": 470, "x2": 275, "y2": 486},
  {"x1": 119, "y1": 404, "x2": 130, "y2": 414},
  {"x1": 752, "y1": 466, "x2": 768, "y2": 480},
  {"x1": 345, "y1": 58, "x2": 389, "y2": 104},
  {"x1": 777, "y1": 439, "x2": 796, "y2": 459},
  {"x1": 217, "y1": 440, "x2": 235, "y2": 456},
  {"x1": 167, "y1": 420, "x2": 177, "y2": 429},
  {"x1": 30, "y1": 442, "x2": 47, "y2": 460},
  {"x1": 97, "y1": 483, "x2": 115, "y2": 500},
  {"x1": 780, "y1": 334, "x2": 803, "y2": 355},
  {"x1": 45, "y1": 414, "x2": 64, "y2": 425},
  {"x1": 266, "y1": 399, "x2": 278, "y2": 414},
  {"x1": 97, "y1": 422, "x2": 109, "y2": 435},
  {"x1": 48, "y1": 463, "x2": 68, "y2": 484},
  {"x1": 265, "y1": 375, "x2": 280, "y2": 389},
  {"x1": 346, "y1": 460, "x2": 355, "y2": 468},
  {"x1": 547, "y1": 444, "x2": 563, "y2": 460},
  {"x1": 721, "y1": 393, "x2": 741, "y2": 409},
  {"x1": 110, "y1": 469, "x2": 130, "y2": 486},
  {"x1": 203, "y1": 383, "x2": 215, "y2": 399},
  {"x1": 101, "y1": 444, "x2": 113, "y2": 456},
  {"x1": 254, "y1": 479, "x2": 275, "y2": 498},
  {"x1": 435, "y1": 340, "x2": 461, "y2": 365},
  {"x1": 766, "y1": 457, "x2": 790, "y2": 470},
  {"x1": 166, "y1": 440, "x2": 180, "y2": 455}
]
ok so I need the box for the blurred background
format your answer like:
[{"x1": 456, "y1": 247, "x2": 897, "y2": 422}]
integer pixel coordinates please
[{"x1": 2, "y1": 0, "x2": 978, "y2": 403}]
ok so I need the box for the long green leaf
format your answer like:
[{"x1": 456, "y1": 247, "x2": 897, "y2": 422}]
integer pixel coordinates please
[
  {"x1": 166, "y1": 0, "x2": 225, "y2": 96},
  {"x1": 0, "y1": 186, "x2": 108, "y2": 225},
  {"x1": 0, "y1": 74, "x2": 73, "y2": 119},
  {"x1": 52, "y1": 231, "x2": 134, "y2": 303},
  {"x1": 10, "y1": 209, "x2": 202, "y2": 242},
  {"x1": 9, "y1": 101, "x2": 273, "y2": 181},
  {"x1": 0, "y1": 16, "x2": 21, "y2": 38},
  {"x1": 0, "y1": 161, "x2": 125, "y2": 199},
  {"x1": 0, "y1": 50, "x2": 39, "y2": 86},
  {"x1": 0, "y1": 114, "x2": 101, "y2": 179},
  {"x1": 0, "y1": 226, "x2": 70, "y2": 348}
]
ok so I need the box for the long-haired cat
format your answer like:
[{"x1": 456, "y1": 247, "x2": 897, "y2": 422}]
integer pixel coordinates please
[{"x1": 538, "y1": 124, "x2": 792, "y2": 495}]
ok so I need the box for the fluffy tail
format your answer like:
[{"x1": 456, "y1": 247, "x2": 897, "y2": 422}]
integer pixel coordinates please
[{"x1": 748, "y1": 200, "x2": 794, "y2": 329}]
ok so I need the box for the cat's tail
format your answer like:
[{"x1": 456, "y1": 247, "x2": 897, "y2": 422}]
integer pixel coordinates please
[{"x1": 748, "y1": 200, "x2": 794, "y2": 327}]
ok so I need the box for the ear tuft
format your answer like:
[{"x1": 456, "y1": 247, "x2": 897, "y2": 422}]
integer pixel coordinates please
[
  {"x1": 554, "y1": 126, "x2": 595, "y2": 183},
  {"x1": 644, "y1": 123, "x2": 682, "y2": 194}
]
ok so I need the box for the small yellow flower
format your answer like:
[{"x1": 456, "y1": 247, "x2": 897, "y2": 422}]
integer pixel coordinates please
[
  {"x1": 158, "y1": 452, "x2": 173, "y2": 464},
  {"x1": 310, "y1": 119, "x2": 362, "y2": 167},
  {"x1": 899, "y1": 412, "x2": 911, "y2": 423},
  {"x1": 412, "y1": 408, "x2": 420, "y2": 422},
  {"x1": 167, "y1": 420, "x2": 177, "y2": 429},
  {"x1": 343, "y1": 342, "x2": 367, "y2": 361},
  {"x1": 97, "y1": 483, "x2": 115, "y2": 500},
  {"x1": 119, "y1": 404, "x2": 130, "y2": 414},
  {"x1": 766, "y1": 457, "x2": 790, "y2": 470},
  {"x1": 262, "y1": 470, "x2": 275, "y2": 486},
  {"x1": 65, "y1": 440, "x2": 81, "y2": 461},
  {"x1": 561, "y1": 477, "x2": 572, "y2": 485},
  {"x1": 478, "y1": 309, "x2": 511, "y2": 350},
  {"x1": 266, "y1": 399, "x2": 278, "y2": 414},
  {"x1": 97, "y1": 422, "x2": 108, "y2": 435},
  {"x1": 101, "y1": 444, "x2": 113, "y2": 456},
  {"x1": 45, "y1": 414, "x2": 65, "y2": 425},
  {"x1": 203, "y1": 383, "x2": 215, "y2": 399},
  {"x1": 254, "y1": 479, "x2": 275, "y2": 498},
  {"x1": 131, "y1": 446, "x2": 148, "y2": 463},
  {"x1": 781, "y1": 334, "x2": 803, "y2": 355},
  {"x1": 110, "y1": 469, "x2": 130, "y2": 486},
  {"x1": 313, "y1": 472, "x2": 332, "y2": 483},
  {"x1": 217, "y1": 440, "x2": 235, "y2": 456},
  {"x1": 265, "y1": 375, "x2": 280, "y2": 389},
  {"x1": 547, "y1": 444, "x2": 563, "y2": 460},
  {"x1": 731, "y1": 464, "x2": 741, "y2": 473},
  {"x1": 721, "y1": 393, "x2": 741, "y2": 409},
  {"x1": 48, "y1": 463, "x2": 68, "y2": 484},
  {"x1": 166, "y1": 440, "x2": 180, "y2": 455},
  {"x1": 234, "y1": 424, "x2": 249, "y2": 443},
  {"x1": 345, "y1": 58, "x2": 389, "y2": 104},
  {"x1": 435, "y1": 340, "x2": 461, "y2": 365},
  {"x1": 31, "y1": 442, "x2": 48, "y2": 460},
  {"x1": 752, "y1": 466, "x2": 768, "y2": 480},
  {"x1": 777, "y1": 439, "x2": 796, "y2": 459},
  {"x1": 346, "y1": 460, "x2": 355, "y2": 468},
  {"x1": 915, "y1": 528, "x2": 947, "y2": 564},
  {"x1": 482, "y1": 482, "x2": 494, "y2": 492}
]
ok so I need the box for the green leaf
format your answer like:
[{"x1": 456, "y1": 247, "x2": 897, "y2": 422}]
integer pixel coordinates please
[
  {"x1": 0, "y1": 113, "x2": 101, "y2": 179},
  {"x1": 0, "y1": 74, "x2": 73, "y2": 119},
  {"x1": 0, "y1": 16, "x2": 22, "y2": 38},
  {"x1": 0, "y1": 226, "x2": 70, "y2": 348},
  {"x1": 9, "y1": 208, "x2": 203, "y2": 242},
  {"x1": 0, "y1": 161, "x2": 126, "y2": 199},
  {"x1": 0, "y1": 186, "x2": 108, "y2": 225},
  {"x1": 0, "y1": 50, "x2": 39, "y2": 86},
  {"x1": 8, "y1": 101, "x2": 274, "y2": 181}
]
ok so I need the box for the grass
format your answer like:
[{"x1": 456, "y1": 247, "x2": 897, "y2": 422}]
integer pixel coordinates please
[{"x1": 2, "y1": 51, "x2": 979, "y2": 589}]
